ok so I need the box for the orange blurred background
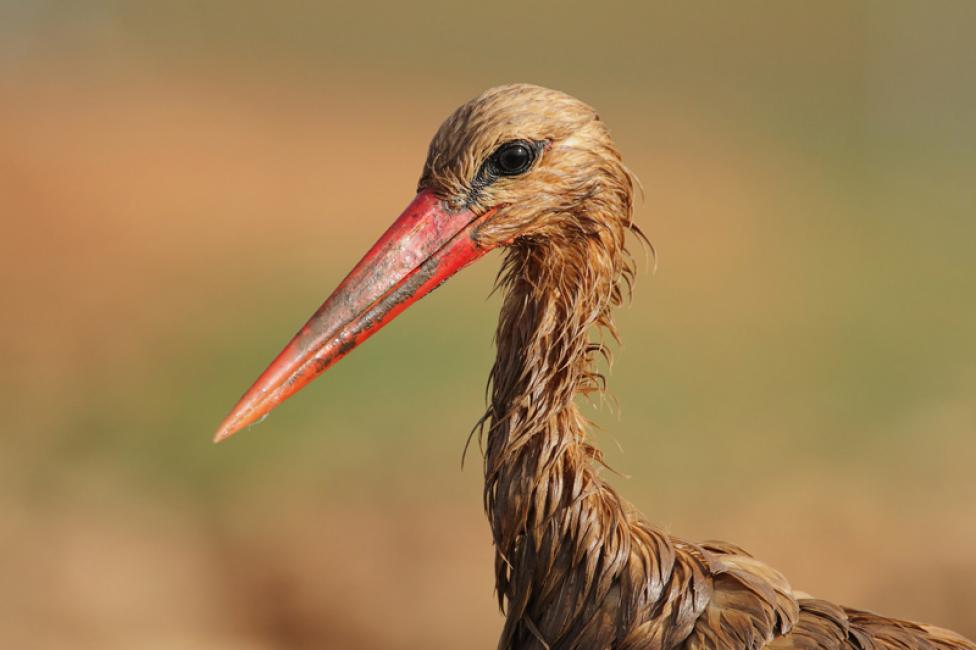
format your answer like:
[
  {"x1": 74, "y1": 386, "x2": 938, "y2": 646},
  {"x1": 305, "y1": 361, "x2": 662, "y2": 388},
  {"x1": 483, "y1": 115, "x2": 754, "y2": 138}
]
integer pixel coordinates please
[{"x1": 2, "y1": 2, "x2": 974, "y2": 647}]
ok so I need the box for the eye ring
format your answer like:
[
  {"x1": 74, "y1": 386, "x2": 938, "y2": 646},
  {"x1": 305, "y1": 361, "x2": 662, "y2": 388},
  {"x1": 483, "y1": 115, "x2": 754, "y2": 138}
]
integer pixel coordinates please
[{"x1": 490, "y1": 140, "x2": 537, "y2": 176}]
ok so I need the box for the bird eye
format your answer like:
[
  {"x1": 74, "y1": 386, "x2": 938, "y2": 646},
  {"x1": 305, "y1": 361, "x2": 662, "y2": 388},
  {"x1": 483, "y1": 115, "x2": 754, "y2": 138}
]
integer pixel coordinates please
[{"x1": 491, "y1": 141, "x2": 536, "y2": 176}]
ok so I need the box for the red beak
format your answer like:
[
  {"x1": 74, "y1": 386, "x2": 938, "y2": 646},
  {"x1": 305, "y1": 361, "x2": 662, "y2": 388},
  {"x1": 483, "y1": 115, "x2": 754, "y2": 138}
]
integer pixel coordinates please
[{"x1": 214, "y1": 190, "x2": 496, "y2": 442}]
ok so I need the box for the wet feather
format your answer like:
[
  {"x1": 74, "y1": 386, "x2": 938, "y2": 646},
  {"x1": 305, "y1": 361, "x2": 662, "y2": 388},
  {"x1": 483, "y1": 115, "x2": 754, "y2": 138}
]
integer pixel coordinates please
[{"x1": 419, "y1": 84, "x2": 974, "y2": 650}]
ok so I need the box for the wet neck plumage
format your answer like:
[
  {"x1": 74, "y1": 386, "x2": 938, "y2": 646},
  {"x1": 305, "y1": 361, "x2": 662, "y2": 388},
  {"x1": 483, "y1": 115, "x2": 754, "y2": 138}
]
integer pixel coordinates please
[{"x1": 481, "y1": 224, "x2": 635, "y2": 627}]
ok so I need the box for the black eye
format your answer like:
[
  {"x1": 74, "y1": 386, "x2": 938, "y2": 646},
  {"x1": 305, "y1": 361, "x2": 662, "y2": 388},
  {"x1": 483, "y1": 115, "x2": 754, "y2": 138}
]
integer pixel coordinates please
[{"x1": 491, "y1": 141, "x2": 535, "y2": 176}]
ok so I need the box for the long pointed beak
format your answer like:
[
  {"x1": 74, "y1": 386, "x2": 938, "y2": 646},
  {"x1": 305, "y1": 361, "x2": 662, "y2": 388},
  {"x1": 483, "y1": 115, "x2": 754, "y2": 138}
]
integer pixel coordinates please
[{"x1": 215, "y1": 189, "x2": 496, "y2": 442}]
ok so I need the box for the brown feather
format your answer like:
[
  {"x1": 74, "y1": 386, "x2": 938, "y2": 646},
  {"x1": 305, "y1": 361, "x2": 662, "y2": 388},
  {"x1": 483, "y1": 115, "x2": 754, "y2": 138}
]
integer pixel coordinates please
[{"x1": 418, "y1": 84, "x2": 974, "y2": 650}]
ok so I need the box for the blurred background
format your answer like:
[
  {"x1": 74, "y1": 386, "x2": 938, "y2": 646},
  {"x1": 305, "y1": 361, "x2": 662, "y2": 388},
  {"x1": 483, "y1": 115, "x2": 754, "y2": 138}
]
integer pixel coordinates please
[{"x1": 2, "y1": 1, "x2": 975, "y2": 647}]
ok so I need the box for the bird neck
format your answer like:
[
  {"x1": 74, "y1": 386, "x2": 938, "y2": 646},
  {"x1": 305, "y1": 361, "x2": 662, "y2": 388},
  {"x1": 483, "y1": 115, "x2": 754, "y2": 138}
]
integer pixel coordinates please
[
  {"x1": 485, "y1": 234, "x2": 623, "y2": 475},
  {"x1": 482, "y1": 216, "x2": 639, "y2": 637}
]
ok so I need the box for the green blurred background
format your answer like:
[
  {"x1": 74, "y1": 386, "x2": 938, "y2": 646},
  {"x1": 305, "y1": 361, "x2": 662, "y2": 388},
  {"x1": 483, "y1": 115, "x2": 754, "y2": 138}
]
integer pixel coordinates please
[{"x1": 2, "y1": 1, "x2": 974, "y2": 647}]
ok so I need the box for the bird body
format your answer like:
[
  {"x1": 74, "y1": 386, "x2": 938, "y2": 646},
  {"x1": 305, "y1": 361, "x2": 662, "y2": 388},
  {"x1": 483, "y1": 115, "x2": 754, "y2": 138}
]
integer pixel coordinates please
[{"x1": 217, "y1": 85, "x2": 974, "y2": 649}]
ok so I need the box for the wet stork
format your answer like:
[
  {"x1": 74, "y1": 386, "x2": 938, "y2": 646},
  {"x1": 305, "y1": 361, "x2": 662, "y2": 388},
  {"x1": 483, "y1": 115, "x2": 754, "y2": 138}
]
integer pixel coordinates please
[{"x1": 216, "y1": 84, "x2": 974, "y2": 650}]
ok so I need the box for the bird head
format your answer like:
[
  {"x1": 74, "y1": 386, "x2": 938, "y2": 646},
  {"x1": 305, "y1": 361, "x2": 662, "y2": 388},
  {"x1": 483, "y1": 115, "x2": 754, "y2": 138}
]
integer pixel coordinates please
[
  {"x1": 215, "y1": 84, "x2": 635, "y2": 442},
  {"x1": 421, "y1": 84, "x2": 632, "y2": 247}
]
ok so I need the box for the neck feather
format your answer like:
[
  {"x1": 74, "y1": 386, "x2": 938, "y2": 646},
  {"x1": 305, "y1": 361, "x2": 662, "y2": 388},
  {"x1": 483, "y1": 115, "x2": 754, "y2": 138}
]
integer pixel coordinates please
[
  {"x1": 479, "y1": 217, "x2": 800, "y2": 650},
  {"x1": 481, "y1": 206, "x2": 643, "y2": 646},
  {"x1": 474, "y1": 142, "x2": 802, "y2": 650}
]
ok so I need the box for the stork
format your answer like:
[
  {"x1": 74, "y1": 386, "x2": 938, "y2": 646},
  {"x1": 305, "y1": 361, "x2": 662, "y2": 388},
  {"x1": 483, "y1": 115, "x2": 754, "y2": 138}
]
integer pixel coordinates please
[{"x1": 216, "y1": 85, "x2": 974, "y2": 649}]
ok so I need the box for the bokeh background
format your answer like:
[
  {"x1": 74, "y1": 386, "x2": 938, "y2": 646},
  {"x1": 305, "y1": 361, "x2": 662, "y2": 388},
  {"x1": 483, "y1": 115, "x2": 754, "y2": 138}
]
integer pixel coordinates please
[{"x1": 2, "y1": 1, "x2": 975, "y2": 647}]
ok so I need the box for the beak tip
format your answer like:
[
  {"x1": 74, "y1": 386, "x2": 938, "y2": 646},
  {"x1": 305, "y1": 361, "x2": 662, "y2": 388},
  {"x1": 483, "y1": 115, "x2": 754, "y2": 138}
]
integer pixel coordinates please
[{"x1": 213, "y1": 415, "x2": 243, "y2": 444}]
